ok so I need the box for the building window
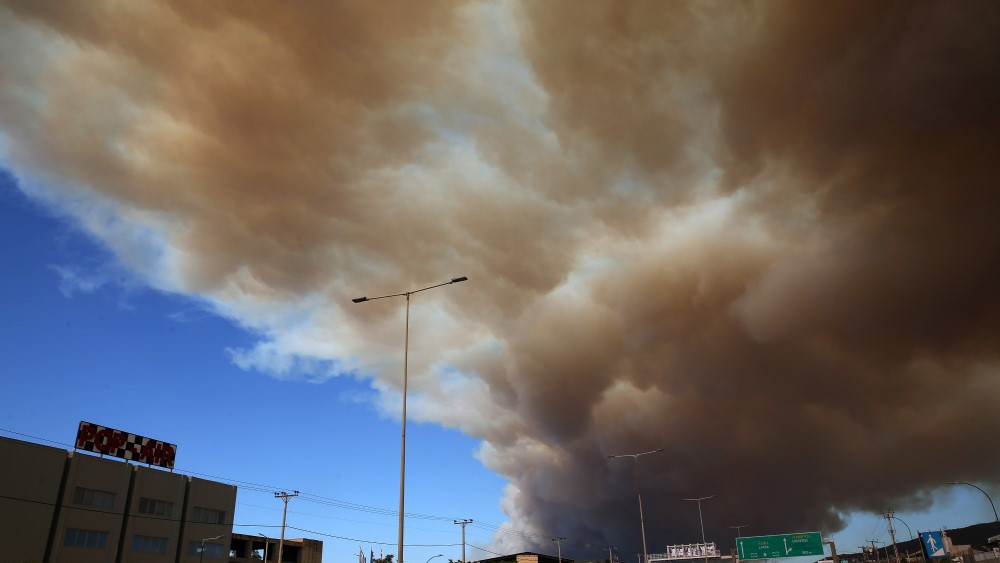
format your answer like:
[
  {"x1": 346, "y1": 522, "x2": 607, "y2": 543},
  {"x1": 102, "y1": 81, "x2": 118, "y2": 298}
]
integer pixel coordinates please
[
  {"x1": 138, "y1": 497, "x2": 174, "y2": 518},
  {"x1": 189, "y1": 541, "x2": 225, "y2": 558},
  {"x1": 72, "y1": 487, "x2": 116, "y2": 509},
  {"x1": 133, "y1": 535, "x2": 169, "y2": 554},
  {"x1": 64, "y1": 528, "x2": 109, "y2": 549},
  {"x1": 192, "y1": 506, "x2": 226, "y2": 524}
]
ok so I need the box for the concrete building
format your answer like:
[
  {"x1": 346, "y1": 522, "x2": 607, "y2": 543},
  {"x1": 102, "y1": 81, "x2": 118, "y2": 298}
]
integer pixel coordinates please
[
  {"x1": 0, "y1": 435, "x2": 236, "y2": 563},
  {"x1": 228, "y1": 533, "x2": 323, "y2": 563},
  {"x1": 475, "y1": 552, "x2": 575, "y2": 563}
]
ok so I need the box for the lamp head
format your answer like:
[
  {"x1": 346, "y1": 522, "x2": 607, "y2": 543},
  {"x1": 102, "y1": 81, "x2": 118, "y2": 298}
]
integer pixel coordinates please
[
  {"x1": 352, "y1": 297, "x2": 368, "y2": 303},
  {"x1": 451, "y1": 276, "x2": 468, "y2": 283}
]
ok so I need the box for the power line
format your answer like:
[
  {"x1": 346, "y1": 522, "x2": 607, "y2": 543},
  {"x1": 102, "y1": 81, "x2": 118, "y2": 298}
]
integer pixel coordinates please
[
  {"x1": 286, "y1": 525, "x2": 463, "y2": 547},
  {"x1": 470, "y1": 544, "x2": 503, "y2": 556},
  {"x1": 0, "y1": 427, "x2": 567, "y2": 552}
]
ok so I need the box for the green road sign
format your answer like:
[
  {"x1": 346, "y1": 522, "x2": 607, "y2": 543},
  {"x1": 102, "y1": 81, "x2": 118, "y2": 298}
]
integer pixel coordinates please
[{"x1": 737, "y1": 532, "x2": 824, "y2": 560}]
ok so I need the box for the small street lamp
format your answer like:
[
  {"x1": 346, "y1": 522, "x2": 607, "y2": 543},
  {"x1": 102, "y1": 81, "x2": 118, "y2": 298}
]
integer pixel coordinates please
[
  {"x1": 199, "y1": 535, "x2": 224, "y2": 563},
  {"x1": 258, "y1": 533, "x2": 269, "y2": 562},
  {"x1": 728, "y1": 525, "x2": 748, "y2": 555}
]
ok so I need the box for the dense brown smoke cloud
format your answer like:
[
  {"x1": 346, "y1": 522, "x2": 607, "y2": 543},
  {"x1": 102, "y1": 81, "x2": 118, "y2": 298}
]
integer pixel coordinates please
[{"x1": 2, "y1": 0, "x2": 999, "y2": 556}]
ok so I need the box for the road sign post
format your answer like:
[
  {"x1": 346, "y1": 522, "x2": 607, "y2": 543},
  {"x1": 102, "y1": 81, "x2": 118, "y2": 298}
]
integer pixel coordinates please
[{"x1": 737, "y1": 532, "x2": 824, "y2": 560}]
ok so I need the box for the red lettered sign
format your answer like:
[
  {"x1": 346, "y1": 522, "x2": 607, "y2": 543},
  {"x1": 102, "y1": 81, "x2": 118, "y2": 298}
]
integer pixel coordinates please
[{"x1": 75, "y1": 421, "x2": 177, "y2": 469}]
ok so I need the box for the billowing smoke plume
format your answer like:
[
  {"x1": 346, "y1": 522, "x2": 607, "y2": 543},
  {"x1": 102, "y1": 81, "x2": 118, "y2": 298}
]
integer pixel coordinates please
[{"x1": 2, "y1": 0, "x2": 998, "y2": 557}]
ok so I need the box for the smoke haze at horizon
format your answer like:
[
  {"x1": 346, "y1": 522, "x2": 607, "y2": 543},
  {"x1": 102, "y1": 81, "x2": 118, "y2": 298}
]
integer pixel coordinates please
[{"x1": 1, "y1": 0, "x2": 998, "y2": 556}]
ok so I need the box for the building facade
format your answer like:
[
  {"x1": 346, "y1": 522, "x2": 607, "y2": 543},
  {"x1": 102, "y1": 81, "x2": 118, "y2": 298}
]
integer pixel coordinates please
[
  {"x1": 1, "y1": 435, "x2": 237, "y2": 563},
  {"x1": 228, "y1": 533, "x2": 322, "y2": 563}
]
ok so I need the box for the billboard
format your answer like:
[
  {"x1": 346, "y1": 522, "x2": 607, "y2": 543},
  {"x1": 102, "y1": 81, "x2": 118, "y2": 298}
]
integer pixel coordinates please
[
  {"x1": 75, "y1": 421, "x2": 177, "y2": 469},
  {"x1": 661, "y1": 543, "x2": 718, "y2": 560}
]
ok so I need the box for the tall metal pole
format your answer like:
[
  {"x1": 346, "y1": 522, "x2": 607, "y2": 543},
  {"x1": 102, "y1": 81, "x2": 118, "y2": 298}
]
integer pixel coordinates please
[
  {"x1": 605, "y1": 546, "x2": 616, "y2": 563},
  {"x1": 608, "y1": 449, "x2": 664, "y2": 563},
  {"x1": 275, "y1": 491, "x2": 299, "y2": 563},
  {"x1": 353, "y1": 276, "x2": 468, "y2": 563},
  {"x1": 633, "y1": 459, "x2": 647, "y2": 563},
  {"x1": 553, "y1": 537, "x2": 566, "y2": 563},
  {"x1": 455, "y1": 519, "x2": 473, "y2": 563},
  {"x1": 398, "y1": 293, "x2": 410, "y2": 563},
  {"x1": 683, "y1": 496, "x2": 715, "y2": 563},
  {"x1": 947, "y1": 482, "x2": 999, "y2": 524}
]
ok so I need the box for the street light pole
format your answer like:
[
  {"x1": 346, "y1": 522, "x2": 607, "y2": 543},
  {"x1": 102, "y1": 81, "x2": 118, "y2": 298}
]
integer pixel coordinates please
[
  {"x1": 947, "y1": 482, "x2": 999, "y2": 524},
  {"x1": 608, "y1": 448, "x2": 665, "y2": 563},
  {"x1": 425, "y1": 554, "x2": 444, "y2": 563},
  {"x1": 683, "y1": 495, "x2": 715, "y2": 563},
  {"x1": 259, "y1": 533, "x2": 269, "y2": 562},
  {"x1": 728, "y1": 525, "x2": 748, "y2": 557},
  {"x1": 353, "y1": 276, "x2": 469, "y2": 563},
  {"x1": 199, "y1": 535, "x2": 224, "y2": 563}
]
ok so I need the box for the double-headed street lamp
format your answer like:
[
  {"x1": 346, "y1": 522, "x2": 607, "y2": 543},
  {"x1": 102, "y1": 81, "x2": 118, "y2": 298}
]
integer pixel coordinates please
[
  {"x1": 683, "y1": 495, "x2": 714, "y2": 563},
  {"x1": 608, "y1": 448, "x2": 664, "y2": 563},
  {"x1": 353, "y1": 276, "x2": 469, "y2": 563}
]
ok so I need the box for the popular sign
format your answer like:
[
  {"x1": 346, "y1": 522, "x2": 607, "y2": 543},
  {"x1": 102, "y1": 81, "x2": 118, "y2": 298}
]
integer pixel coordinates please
[
  {"x1": 920, "y1": 531, "x2": 946, "y2": 558},
  {"x1": 736, "y1": 532, "x2": 824, "y2": 560},
  {"x1": 75, "y1": 421, "x2": 177, "y2": 469}
]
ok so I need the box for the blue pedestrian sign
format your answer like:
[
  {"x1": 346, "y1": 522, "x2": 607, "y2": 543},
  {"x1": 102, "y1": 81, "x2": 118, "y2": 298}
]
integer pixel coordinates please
[{"x1": 920, "y1": 531, "x2": 946, "y2": 558}]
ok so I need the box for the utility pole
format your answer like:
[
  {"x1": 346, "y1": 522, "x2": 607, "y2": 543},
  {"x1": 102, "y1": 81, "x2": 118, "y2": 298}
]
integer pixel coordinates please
[
  {"x1": 454, "y1": 519, "x2": 473, "y2": 563},
  {"x1": 275, "y1": 491, "x2": 299, "y2": 563},
  {"x1": 868, "y1": 541, "x2": 882, "y2": 563},
  {"x1": 553, "y1": 537, "x2": 566, "y2": 563},
  {"x1": 885, "y1": 512, "x2": 901, "y2": 563}
]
